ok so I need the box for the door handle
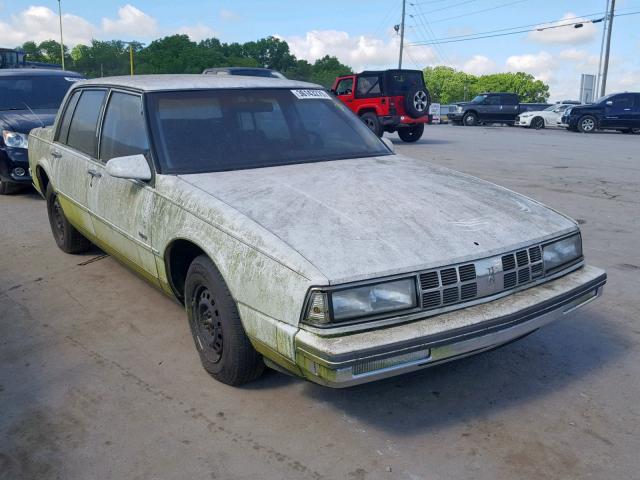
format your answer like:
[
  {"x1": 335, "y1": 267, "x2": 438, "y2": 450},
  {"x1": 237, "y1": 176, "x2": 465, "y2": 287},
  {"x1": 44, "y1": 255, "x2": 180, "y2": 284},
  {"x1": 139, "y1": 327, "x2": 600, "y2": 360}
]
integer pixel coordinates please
[
  {"x1": 624, "y1": 108, "x2": 631, "y2": 111},
  {"x1": 51, "y1": 149, "x2": 62, "y2": 158},
  {"x1": 87, "y1": 169, "x2": 102, "y2": 178}
]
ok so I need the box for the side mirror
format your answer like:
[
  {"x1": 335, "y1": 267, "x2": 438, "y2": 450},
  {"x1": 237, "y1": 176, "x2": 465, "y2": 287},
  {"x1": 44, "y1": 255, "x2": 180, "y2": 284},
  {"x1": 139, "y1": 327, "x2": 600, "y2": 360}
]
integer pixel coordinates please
[
  {"x1": 606, "y1": 100, "x2": 613, "y2": 106},
  {"x1": 382, "y1": 137, "x2": 394, "y2": 152},
  {"x1": 105, "y1": 154, "x2": 152, "y2": 181}
]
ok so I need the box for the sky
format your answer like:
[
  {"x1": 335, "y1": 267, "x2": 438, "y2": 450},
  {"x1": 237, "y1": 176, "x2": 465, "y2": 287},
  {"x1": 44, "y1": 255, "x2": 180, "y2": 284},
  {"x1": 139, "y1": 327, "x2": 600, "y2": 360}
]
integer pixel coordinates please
[{"x1": 1, "y1": 0, "x2": 639, "y2": 101}]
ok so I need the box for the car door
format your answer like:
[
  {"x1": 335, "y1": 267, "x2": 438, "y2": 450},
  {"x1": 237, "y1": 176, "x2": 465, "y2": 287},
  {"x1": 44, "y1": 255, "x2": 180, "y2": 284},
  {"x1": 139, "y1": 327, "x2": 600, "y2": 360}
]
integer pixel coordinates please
[
  {"x1": 500, "y1": 94, "x2": 519, "y2": 122},
  {"x1": 334, "y1": 76, "x2": 355, "y2": 107},
  {"x1": 479, "y1": 95, "x2": 501, "y2": 122},
  {"x1": 87, "y1": 89, "x2": 159, "y2": 283},
  {"x1": 51, "y1": 88, "x2": 107, "y2": 239},
  {"x1": 633, "y1": 94, "x2": 640, "y2": 128},
  {"x1": 602, "y1": 93, "x2": 634, "y2": 129}
]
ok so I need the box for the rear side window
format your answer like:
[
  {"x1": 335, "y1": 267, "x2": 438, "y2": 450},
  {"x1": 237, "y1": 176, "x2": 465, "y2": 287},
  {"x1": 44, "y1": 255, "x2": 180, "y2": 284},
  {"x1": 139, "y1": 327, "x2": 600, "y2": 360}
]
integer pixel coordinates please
[
  {"x1": 100, "y1": 92, "x2": 149, "y2": 162},
  {"x1": 486, "y1": 95, "x2": 501, "y2": 105},
  {"x1": 56, "y1": 90, "x2": 81, "y2": 143},
  {"x1": 356, "y1": 75, "x2": 381, "y2": 98},
  {"x1": 66, "y1": 90, "x2": 106, "y2": 157},
  {"x1": 502, "y1": 95, "x2": 518, "y2": 105}
]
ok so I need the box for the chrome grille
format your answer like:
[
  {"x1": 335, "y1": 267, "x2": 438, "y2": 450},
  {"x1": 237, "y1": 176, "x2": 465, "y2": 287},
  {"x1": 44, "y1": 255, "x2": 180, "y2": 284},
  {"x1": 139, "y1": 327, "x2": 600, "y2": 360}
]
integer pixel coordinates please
[{"x1": 416, "y1": 239, "x2": 568, "y2": 315}]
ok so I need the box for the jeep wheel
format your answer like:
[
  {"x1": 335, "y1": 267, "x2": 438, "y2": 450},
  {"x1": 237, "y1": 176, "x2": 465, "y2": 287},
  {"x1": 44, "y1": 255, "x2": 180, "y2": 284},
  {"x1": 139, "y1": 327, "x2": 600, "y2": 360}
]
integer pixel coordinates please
[
  {"x1": 404, "y1": 87, "x2": 430, "y2": 118},
  {"x1": 398, "y1": 124, "x2": 424, "y2": 143},
  {"x1": 360, "y1": 112, "x2": 383, "y2": 137},
  {"x1": 578, "y1": 115, "x2": 596, "y2": 133},
  {"x1": 46, "y1": 183, "x2": 92, "y2": 254},
  {"x1": 185, "y1": 255, "x2": 264, "y2": 386},
  {"x1": 463, "y1": 112, "x2": 478, "y2": 126},
  {"x1": 531, "y1": 117, "x2": 545, "y2": 130}
]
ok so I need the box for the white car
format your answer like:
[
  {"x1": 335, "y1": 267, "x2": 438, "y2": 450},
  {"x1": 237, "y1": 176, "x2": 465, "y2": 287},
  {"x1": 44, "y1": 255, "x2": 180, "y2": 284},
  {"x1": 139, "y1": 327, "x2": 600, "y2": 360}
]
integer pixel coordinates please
[
  {"x1": 28, "y1": 76, "x2": 605, "y2": 388},
  {"x1": 516, "y1": 104, "x2": 575, "y2": 129}
]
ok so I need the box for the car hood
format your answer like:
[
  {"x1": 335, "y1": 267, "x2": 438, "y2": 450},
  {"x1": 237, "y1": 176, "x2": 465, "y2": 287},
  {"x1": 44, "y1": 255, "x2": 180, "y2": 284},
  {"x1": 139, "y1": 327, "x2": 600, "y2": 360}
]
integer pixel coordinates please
[
  {"x1": 178, "y1": 156, "x2": 577, "y2": 284},
  {"x1": 0, "y1": 109, "x2": 58, "y2": 134}
]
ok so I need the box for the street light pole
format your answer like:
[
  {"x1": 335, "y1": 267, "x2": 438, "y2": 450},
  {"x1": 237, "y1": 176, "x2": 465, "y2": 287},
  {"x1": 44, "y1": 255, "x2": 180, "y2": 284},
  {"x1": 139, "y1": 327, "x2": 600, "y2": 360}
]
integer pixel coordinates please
[
  {"x1": 130, "y1": 44, "x2": 134, "y2": 76},
  {"x1": 398, "y1": 0, "x2": 406, "y2": 69},
  {"x1": 600, "y1": 0, "x2": 616, "y2": 97},
  {"x1": 595, "y1": 0, "x2": 610, "y2": 98},
  {"x1": 57, "y1": 0, "x2": 65, "y2": 70}
]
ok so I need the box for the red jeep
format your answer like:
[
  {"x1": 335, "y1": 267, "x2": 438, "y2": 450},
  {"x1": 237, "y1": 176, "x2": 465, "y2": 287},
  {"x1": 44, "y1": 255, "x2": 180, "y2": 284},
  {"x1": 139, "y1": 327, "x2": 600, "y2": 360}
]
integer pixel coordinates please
[{"x1": 331, "y1": 69, "x2": 431, "y2": 142}]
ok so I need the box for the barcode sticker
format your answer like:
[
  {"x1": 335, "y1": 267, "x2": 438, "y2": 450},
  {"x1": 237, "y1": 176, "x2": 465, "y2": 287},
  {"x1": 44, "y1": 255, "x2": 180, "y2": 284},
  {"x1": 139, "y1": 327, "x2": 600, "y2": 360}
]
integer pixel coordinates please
[{"x1": 291, "y1": 89, "x2": 331, "y2": 100}]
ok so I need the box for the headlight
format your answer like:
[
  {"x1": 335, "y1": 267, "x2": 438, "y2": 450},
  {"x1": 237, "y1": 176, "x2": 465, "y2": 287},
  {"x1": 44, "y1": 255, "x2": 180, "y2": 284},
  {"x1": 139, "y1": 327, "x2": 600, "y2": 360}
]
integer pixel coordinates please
[
  {"x1": 543, "y1": 234, "x2": 582, "y2": 272},
  {"x1": 304, "y1": 278, "x2": 417, "y2": 326},
  {"x1": 2, "y1": 130, "x2": 28, "y2": 149},
  {"x1": 456, "y1": 106, "x2": 463, "y2": 113}
]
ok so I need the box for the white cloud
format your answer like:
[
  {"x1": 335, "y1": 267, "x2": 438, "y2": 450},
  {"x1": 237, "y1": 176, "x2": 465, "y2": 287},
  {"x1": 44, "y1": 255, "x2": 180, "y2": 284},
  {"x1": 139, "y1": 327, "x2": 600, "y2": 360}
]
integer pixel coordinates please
[
  {"x1": 219, "y1": 9, "x2": 241, "y2": 21},
  {"x1": 281, "y1": 30, "x2": 435, "y2": 71},
  {"x1": 177, "y1": 24, "x2": 217, "y2": 41},
  {"x1": 505, "y1": 51, "x2": 556, "y2": 82},
  {"x1": 102, "y1": 4, "x2": 158, "y2": 38},
  {"x1": 528, "y1": 13, "x2": 597, "y2": 45},
  {"x1": 0, "y1": 6, "x2": 94, "y2": 46},
  {"x1": 559, "y1": 48, "x2": 587, "y2": 62},
  {"x1": 462, "y1": 55, "x2": 496, "y2": 75}
]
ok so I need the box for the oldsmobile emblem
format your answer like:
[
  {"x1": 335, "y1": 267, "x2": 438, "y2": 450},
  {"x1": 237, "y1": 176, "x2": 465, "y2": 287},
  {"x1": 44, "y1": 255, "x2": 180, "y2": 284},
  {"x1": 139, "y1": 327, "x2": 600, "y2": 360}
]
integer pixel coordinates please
[{"x1": 487, "y1": 266, "x2": 497, "y2": 283}]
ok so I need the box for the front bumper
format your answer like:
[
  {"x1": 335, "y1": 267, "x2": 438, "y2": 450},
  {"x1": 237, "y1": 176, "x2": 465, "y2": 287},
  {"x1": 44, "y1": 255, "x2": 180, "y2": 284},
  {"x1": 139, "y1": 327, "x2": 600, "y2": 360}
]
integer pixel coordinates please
[
  {"x1": 295, "y1": 265, "x2": 605, "y2": 387},
  {"x1": 516, "y1": 115, "x2": 532, "y2": 126},
  {"x1": 448, "y1": 112, "x2": 463, "y2": 122},
  {"x1": 0, "y1": 147, "x2": 32, "y2": 183}
]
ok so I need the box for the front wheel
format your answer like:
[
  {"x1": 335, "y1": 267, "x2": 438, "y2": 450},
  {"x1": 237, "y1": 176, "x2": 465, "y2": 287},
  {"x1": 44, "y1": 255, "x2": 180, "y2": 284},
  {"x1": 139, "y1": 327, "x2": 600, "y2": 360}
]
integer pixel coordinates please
[
  {"x1": 185, "y1": 255, "x2": 264, "y2": 386},
  {"x1": 45, "y1": 183, "x2": 92, "y2": 254},
  {"x1": 360, "y1": 112, "x2": 383, "y2": 137},
  {"x1": 578, "y1": 115, "x2": 597, "y2": 133},
  {"x1": 398, "y1": 124, "x2": 424, "y2": 142},
  {"x1": 463, "y1": 112, "x2": 478, "y2": 126},
  {"x1": 531, "y1": 117, "x2": 545, "y2": 130}
]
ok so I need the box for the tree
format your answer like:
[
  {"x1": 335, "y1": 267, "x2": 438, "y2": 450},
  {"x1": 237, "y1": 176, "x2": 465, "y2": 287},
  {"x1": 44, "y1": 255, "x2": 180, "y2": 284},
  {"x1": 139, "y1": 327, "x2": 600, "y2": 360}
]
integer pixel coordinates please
[{"x1": 308, "y1": 55, "x2": 352, "y2": 87}]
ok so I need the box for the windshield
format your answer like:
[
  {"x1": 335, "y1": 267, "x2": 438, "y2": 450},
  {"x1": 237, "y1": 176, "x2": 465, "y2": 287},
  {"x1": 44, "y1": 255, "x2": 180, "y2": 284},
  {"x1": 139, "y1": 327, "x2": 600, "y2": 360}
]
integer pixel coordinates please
[
  {"x1": 0, "y1": 75, "x2": 79, "y2": 110},
  {"x1": 147, "y1": 88, "x2": 391, "y2": 174},
  {"x1": 596, "y1": 94, "x2": 616, "y2": 104},
  {"x1": 470, "y1": 95, "x2": 487, "y2": 104}
]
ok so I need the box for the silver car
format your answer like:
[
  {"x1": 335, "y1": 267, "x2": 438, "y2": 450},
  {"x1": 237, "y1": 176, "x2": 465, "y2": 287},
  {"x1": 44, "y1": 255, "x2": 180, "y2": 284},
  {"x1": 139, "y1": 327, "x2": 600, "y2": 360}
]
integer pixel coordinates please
[{"x1": 28, "y1": 75, "x2": 606, "y2": 387}]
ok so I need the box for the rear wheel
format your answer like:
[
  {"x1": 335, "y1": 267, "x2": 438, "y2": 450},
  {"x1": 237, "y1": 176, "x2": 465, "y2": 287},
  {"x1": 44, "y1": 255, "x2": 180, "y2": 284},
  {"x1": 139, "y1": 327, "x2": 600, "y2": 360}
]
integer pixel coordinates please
[
  {"x1": 398, "y1": 124, "x2": 424, "y2": 142},
  {"x1": 360, "y1": 112, "x2": 383, "y2": 137},
  {"x1": 531, "y1": 117, "x2": 545, "y2": 130},
  {"x1": 185, "y1": 255, "x2": 264, "y2": 386},
  {"x1": 45, "y1": 183, "x2": 92, "y2": 254},
  {"x1": 578, "y1": 115, "x2": 597, "y2": 133},
  {"x1": 463, "y1": 112, "x2": 478, "y2": 126}
]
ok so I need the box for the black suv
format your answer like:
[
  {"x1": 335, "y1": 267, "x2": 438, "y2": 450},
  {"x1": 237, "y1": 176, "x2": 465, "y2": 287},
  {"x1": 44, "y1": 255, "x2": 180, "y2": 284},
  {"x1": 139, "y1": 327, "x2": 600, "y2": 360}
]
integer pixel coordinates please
[
  {"x1": 0, "y1": 69, "x2": 82, "y2": 194},
  {"x1": 561, "y1": 92, "x2": 640, "y2": 133},
  {"x1": 449, "y1": 92, "x2": 550, "y2": 126}
]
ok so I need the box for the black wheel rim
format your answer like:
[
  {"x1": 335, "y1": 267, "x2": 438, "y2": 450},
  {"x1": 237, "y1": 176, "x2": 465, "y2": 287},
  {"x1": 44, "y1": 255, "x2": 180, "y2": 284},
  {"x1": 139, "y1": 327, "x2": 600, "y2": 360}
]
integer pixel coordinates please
[
  {"x1": 52, "y1": 196, "x2": 65, "y2": 243},
  {"x1": 535, "y1": 118, "x2": 543, "y2": 129},
  {"x1": 192, "y1": 285, "x2": 223, "y2": 364}
]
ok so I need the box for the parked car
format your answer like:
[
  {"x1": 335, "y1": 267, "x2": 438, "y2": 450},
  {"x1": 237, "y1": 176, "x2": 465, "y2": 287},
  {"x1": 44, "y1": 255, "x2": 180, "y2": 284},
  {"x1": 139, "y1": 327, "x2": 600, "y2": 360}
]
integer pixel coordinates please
[
  {"x1": 561, "y1": 92, "x2": 640, "y2": 133},
  {"x1": 516, "y1": 103, "x2": 574, "y2": 129},
  {"x1": 449, "y1": 92, "x2": 551, "y2": 126},
  {"x1": 0, "y1": 68, "x2": 82, "y2": 194},
  {"x1": 331, "y1": 69, "x2": 430, "y2": 142},
  {"x1": 203, "y1": 67, "x2": 286, "y2": 79},
  {"x1": 29, "y1": 75, "x2": 605, "y2": 388}
]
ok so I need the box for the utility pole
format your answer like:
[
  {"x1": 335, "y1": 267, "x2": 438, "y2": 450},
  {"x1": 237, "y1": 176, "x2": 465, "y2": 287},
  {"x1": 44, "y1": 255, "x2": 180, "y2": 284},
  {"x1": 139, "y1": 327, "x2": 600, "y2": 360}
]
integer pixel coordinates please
[
  {"x1": 600, "y1": 0, "x2": 615, "y2": 97},
  {"x1": 595, "y1": 0, "x2": 610, "y2": 98},
  {"x1": 398, "y1": 0, "x2": 406, "y2": 69},
  {"x1": 57, "y1": 0, "x2": 65, "y2": 70}
]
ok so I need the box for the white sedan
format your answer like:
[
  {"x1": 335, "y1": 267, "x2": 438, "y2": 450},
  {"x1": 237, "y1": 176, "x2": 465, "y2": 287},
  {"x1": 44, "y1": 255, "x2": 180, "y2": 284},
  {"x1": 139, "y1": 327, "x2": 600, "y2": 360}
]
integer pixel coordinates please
[{"x1": 516, "y1": 104, "x2": 574, "y2": 129}]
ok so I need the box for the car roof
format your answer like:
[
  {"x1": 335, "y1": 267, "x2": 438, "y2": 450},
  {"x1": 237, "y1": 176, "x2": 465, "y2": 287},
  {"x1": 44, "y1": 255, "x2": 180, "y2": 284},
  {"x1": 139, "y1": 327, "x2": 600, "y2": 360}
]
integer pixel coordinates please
[
  {"x1": 0, "y1": 68, "x2": 83, "y2": 77},
  {"x1": 76, "y1": 74, "x2": 321, "y2": 92},
  {"x1": 359, "y1": 69, "x2": 423, "y2": 75}
]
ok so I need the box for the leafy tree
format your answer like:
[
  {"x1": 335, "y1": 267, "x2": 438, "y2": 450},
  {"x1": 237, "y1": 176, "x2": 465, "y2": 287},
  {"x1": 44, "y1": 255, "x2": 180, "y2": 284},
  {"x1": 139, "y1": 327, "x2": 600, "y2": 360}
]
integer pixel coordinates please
[{"x1": 308, "y1": 55, "x2": 352, "y2": 87}]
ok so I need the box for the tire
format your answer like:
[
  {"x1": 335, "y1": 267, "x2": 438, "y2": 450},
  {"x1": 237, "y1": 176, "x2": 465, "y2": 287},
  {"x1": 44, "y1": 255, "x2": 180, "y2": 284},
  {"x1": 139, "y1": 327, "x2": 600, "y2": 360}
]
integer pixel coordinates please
[
  {"x1": 45, "y1": 183, "x2": 92, "y2": 254},
  {"x1": 531, "y1": 117, "x2": 545, "y2": 130},
  {"x1": 578, "y1": 115, "x2": 597, "y2": 133},
  {"x1": 397, "y1": 124, "x2": 424, "y2": 142},
  {"x1": 463, "y1": 112, "x2": 478, "y2": 126},
  {"x1": 404, "y1": 86, "x2": 430, "y2": 119},
  {"x1": 0, "y1": 178, "x2": 21, "y2": 195},
  {"x1": 360, "y1": 112, "x2": 383, "y2": 137},
  {"x1": 185, "y1": 255, "x2": 264, "y2": 386}
]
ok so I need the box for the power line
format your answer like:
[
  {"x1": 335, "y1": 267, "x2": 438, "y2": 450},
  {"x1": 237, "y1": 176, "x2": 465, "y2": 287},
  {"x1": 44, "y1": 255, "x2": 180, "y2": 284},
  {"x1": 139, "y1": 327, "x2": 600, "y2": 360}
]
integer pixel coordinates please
[
  {"x1": 416, "y1": 0, "x2": 477, "y2": 15},
  {"x1": 410, "y1": 0, "x2": 529, "y2": 24},
  {"x1": 409, "y1": 2, "x2": 452, "y2": 64}
]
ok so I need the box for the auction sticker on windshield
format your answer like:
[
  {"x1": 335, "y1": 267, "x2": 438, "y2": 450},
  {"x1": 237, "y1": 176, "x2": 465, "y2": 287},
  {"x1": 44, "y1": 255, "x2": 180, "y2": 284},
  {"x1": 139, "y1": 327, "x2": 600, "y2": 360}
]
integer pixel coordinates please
[{"x1": 291, "y1": 89, "x2": 331, "y2": 100}]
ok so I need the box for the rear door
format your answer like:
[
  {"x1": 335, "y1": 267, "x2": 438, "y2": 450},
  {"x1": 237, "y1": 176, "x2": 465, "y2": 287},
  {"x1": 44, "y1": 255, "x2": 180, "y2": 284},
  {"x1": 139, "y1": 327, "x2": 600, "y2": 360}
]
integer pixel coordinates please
[
  {"x1": 51, "y1": 88, "x2": 107, "y2": 238},
  {"x1": 500, "y1": 94, "x2": 519, "y2": 122},
  {"x1": 87, "y1": 90, "x2": 159, "y2": 282},
  {"x1": 602, "y1": 93, "x2": 634, "y2": 129}
]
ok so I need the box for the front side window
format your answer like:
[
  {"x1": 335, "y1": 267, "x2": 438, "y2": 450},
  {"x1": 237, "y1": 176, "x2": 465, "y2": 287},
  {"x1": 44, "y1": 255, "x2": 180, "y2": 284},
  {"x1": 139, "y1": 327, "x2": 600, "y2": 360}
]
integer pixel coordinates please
[
  {"x1": 485, "y1": 96, "x2": 501, "y2": 105},
  {"x1": 100, "y1": 92, "x2": 149, "y2": 162},
  {"x1": 608, "y1": 94, "x2": 633, "y2": 108},
  {"x1": 66, "y1": 89, "x2": 106, "y2": 157},
  {"x1": 335, "y1": 78, "x2": 353, "y2": 95},
  {"x1": 146, "y1": 88, "x2": 390, "y2": 174},
  {"x1": 56, "y1": 90, "x2": 81, "y2": 143}
]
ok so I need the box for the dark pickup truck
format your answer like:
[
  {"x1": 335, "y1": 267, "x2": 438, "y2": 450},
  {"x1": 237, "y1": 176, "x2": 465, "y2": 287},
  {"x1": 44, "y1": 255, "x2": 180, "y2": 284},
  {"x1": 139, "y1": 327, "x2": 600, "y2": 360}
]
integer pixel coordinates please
[{"x1": 449, "y1": 92, "x2": 550, "y2": 126}]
